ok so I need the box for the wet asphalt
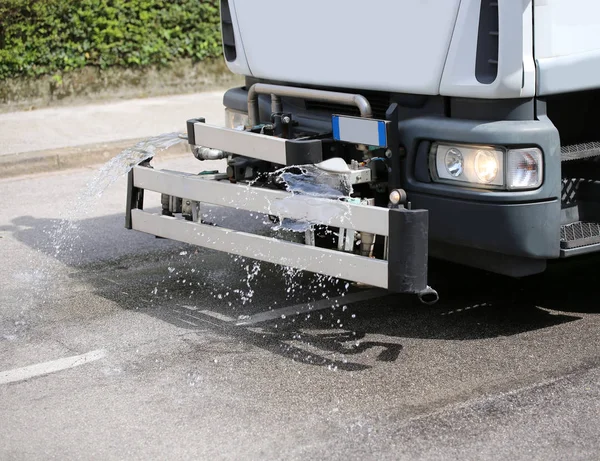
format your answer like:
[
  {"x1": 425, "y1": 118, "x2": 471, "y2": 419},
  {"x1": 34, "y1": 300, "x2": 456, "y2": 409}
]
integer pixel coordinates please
[{"x1": 1, "y1": 155, "x2": 599, "y2": 460}]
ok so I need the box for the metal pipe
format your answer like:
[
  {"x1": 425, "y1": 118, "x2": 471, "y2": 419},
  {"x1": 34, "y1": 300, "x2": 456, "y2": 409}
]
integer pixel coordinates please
[
  {"x1": 248, "y1": 83, "x2": 372, "y2": 126},
  {"x1": 417, "y1": 286, "x2": 439, "y2": 305},
  {"x1": 271, "y1": 94, "x2": 283, "y2": 114},
  {"x1": 359, "y1": 232, "x2": 375, "y2": 257},
  {"x1": 192, "y1": 146, "x2": 226, "y2": 160}
]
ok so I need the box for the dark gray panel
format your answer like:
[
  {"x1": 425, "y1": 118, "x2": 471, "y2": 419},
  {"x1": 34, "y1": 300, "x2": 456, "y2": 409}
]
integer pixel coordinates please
[
  {"x1": 429, "y1": 241, "x2": 547, "y2": 277},
  {"x1": 450, "y1": 98, "x2": 535, "y2": 121},
  {"x1": 411, "y1": 192, "x2": 560, "y2": 259}
]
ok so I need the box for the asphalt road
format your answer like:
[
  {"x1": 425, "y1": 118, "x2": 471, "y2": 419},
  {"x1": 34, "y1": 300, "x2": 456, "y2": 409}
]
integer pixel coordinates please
[{"x1": 1, "y1": 153, "x2": 599, "y2": 460}]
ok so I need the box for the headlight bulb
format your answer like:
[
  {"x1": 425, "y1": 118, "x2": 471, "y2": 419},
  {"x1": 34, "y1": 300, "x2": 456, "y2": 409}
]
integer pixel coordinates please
[
  {"x1": 432, "y1": 143, "x2": 504, "y2": 188},
  {"x1": 445, "y1": 148, "x2": 464, "y2": 177},
  {"x1": 474, "y1": 150, "x2": 499, "y2": 183}
]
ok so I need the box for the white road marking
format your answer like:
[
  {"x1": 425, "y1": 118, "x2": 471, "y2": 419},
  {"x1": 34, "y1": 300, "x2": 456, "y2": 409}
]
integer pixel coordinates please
[
  {"x1": 173, "y1": 290, "x2": 386, "y2": 328},
  {"x1": 236, "y1": 288, "x2": 388, "y2": 326},
  {"x1": 199, "y1": 310, "x2": 236, "y2": 323},
  {"x1": 178, "y1": 318, "x2": 198, "y2": 327},
  {"x1": 0, "y1": 349, "x2": 107, "y2": 385},
  {"x1": 102, "y1": 277, "x2": 121, "y2": 286}
]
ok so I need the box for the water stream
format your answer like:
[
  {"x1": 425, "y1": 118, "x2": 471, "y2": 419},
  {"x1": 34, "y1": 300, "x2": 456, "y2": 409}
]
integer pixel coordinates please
[
  {"x1": 43, "y1": 134, "x2": 354, "y2": 337},
  {"x1": 267, "y1": 164, "x2": 354, "y2": 232},
  {"x1": 276, "y1": 164, "x2": 353, "y2": 198},
  {"x1": 8, "y1": 131, "x2": 188, "y2": 334},
  {"x1": 49, "y1": 132, "x2": 185, "y2": 262},
  {"x1": 85, "y1": 132, "x2": 185, "y2": 201},
  {"x1": 8, "y1": 131, "x2": 361, "y2": 369}
]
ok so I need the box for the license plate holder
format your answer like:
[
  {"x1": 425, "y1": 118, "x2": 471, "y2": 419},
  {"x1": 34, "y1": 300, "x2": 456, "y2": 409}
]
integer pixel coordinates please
[{"x1": 332, "y1": 115, "x2": 389, "y2": 148}]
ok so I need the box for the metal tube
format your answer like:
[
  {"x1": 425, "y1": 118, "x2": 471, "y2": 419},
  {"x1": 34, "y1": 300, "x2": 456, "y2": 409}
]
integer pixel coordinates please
[
  {"x1": 271, "y1": 94, "x2": 283, "y2": 114},
  {"x1": 192, "y1": 146, "x2": 226, "y2": 160},
  {"x1": 248, "y1": 83, "x2": 372, "y2": 126},
  {"x1": 417, "y1": 286, "x2": 439, "y2": 305}
]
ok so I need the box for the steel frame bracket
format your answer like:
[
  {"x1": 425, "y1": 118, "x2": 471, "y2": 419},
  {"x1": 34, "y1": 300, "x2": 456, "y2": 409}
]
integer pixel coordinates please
[{"x1": 186, "y1": 118, "x2": 322, "y2": 166}]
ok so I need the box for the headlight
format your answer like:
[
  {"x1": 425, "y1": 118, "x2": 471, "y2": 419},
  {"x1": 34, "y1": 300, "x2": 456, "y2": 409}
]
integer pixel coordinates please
[
  {"x1": 224, "y1": 108, "x2": 249, "y2": 130},
  {"x1": 444, "y1": 148, "x2": 464, "y2": 177},
  {"x1": 507, "y1": 148, "x2": 543, "y2": 190},
  {"x1": 430, "y1": 143, "x2": 543, "y2": 191},
  {"x1": 432, "y1": 143, "x2": 504, "y2": 188}
]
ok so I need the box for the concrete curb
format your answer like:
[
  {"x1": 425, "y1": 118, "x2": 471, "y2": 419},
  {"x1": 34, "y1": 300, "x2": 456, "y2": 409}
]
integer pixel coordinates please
[{"x1": 0, "y1": 139, "x2": 190, "y2": 179}]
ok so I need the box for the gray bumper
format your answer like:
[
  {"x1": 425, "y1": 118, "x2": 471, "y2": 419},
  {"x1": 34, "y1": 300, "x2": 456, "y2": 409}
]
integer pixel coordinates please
[{"x1": 399, "y1": 116, "x2": 562, "y2": 262}]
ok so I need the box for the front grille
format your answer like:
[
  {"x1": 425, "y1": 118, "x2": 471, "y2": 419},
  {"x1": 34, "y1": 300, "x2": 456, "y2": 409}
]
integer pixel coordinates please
[
  {"x1": 561, "y1": 149, "x2": 600, "y2": 207},
  {"x1": 561, "y1": 178, "x2": 590, "y2": 207},
  {"x1": 560, "y1": 221, "x2": 600, "y2": 249},
  {"x1": 220, "y1": 0, "x2": 236, "y2": 62},
  {"x1": 305, "y1": 93, "x2": 391, "y2": 119},
  {"x1": 561, "y1": 142, "x2": 600, "y2": 162}
]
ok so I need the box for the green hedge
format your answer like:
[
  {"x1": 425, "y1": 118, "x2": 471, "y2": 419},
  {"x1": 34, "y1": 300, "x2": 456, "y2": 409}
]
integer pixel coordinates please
[{"x1": 0, "y1": 0, "x2": 223, "y2": 80}]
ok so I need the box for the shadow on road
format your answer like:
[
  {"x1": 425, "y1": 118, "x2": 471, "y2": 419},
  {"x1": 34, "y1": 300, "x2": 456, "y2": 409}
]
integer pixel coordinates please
[{"x1": 3, "y1": 212, "x2": 597, "y2": 371}]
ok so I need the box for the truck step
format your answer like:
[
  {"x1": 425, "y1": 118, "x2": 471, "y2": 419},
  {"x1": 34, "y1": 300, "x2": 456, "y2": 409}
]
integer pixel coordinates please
[
  {"x1": 561, "y1": 155, "x2": 600, "y2": 181},
  {"x1": 561, "y1": 142, "x2": 600, "y2": 162},
  {"x1": 560, "y1": 221, "x2": 600, "y2": 249}
]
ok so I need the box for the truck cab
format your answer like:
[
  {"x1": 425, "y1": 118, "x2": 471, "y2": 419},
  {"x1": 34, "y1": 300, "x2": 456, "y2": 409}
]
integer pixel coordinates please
[
  {"x1": 125, "y1": 1, "x2": 600, "y2": 301},
  {"x1": 218, "y1": 0, "x2": 600, "y2": 276}
]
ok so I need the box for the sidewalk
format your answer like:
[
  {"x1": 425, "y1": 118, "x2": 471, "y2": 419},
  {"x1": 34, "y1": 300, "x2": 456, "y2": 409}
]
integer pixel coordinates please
[{"x1": 0, "y1": 91, "x2": 226, "y2": 177}]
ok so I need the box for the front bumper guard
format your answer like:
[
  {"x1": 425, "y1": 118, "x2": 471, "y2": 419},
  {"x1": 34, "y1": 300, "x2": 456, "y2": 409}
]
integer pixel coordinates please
[{"x1": 126, "y1": 165, "x2": 431, "y2": 295}]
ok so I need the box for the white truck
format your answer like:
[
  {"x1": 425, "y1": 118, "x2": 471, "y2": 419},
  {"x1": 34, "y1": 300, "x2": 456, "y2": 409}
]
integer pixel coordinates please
[{"x1": 125, "y1": 1, "x2": 600, "y2": 303}]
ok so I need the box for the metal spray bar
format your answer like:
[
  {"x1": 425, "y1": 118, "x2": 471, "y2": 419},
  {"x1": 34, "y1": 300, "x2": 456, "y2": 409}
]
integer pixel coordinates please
[{"x1": 127, "y1": 165, "x2": 430, "y2": 294}]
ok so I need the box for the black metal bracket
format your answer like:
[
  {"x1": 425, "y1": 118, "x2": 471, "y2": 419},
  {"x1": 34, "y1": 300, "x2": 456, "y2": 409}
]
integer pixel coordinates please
[
  {"x1": 284, "y1": 139, "x2": 323, "y2": 165},
  {"x1": 386, "y1": 103, "x2": 402, "y2": 190},
  {"x1": 387, "y1": 207, "x2": 429, "y2": 294},
  {"x1": 186, "y1": 117, "x2": 206, "y2": 145},
  {"x1": 271, "y1": 112, "x2": 294, "y2": 139},
  {"x1": 383, "y1": 105, "x2": 435, "y2": 300},
  {"x1": 125, "y1": 167, "x2": 144, "y2": 229}
]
